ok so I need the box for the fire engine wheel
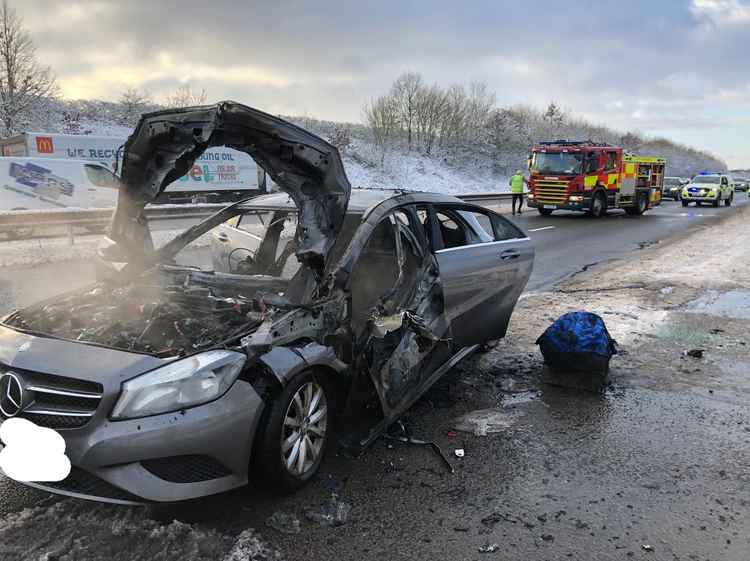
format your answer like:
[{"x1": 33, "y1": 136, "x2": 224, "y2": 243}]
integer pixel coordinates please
[
  {"x1": 538, "y1": 208, "x2": 554, "y2": 216},
  {"x1": 626, "y1": 192, "x2": 649, "y2": 216},
  {"x1": 590, "y1": 192, "x2": 607, "y2": 218}
]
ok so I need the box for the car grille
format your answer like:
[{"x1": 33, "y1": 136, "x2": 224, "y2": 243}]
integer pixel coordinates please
[
  {"x1": 533, "y1": 179, "x2": 569, "y2": 204},
  {"x1": 39, "y1": 466, "x2": 143, "y2": 503},
  {"x1": 0, "y1": 366, "x2": 103, "y2": 430},
  {"x1": 141, "y1": 455, "x2": 232, "y2": 483}
]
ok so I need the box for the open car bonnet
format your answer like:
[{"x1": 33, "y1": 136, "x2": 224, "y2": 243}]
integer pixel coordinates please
[{"x1": 109, "y1": 101, "x2": 351, "y2": 273}]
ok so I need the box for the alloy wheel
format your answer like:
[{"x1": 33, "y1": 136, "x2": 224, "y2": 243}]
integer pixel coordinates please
[{"x1": 281, "y1": 381, "x2": 328, "y2": 476}]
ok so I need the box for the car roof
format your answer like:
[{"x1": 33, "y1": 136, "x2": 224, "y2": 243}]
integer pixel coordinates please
[{"x1": 239, "y1": 188, "x2": 465, "y2": 215}]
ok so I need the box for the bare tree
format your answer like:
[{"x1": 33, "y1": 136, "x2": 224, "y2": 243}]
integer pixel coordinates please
[
  {"x1": 542, "y1": 101, "x2": 565, "y2": 125},
  {"x1": 438, "y1": 84, "x2": 467, "y2": 149},
  {"x1": 464, "y1": 82, "x2": 495, "y2": 143},
  {"x1": 118, "y1": 87, "x2": 151, "y2": 126},
  {"x1": 414, "y1": 84, "x2": 447, "y2": 154},
  {"x1": 165, "y1": 84, "x2": 208, "y2": 108},
  {"x1": 0, "y1": 0, "x2": 58, "y2": 135},
  {"x1": 390, "y1": 72, "x2": 422, "y2": 151},
  {"x1": 363, "y1": 95, "x2": 399, "y2": 165}
]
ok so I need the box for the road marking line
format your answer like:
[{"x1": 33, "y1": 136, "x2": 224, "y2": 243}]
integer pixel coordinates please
[{"x1": 528, "y1": 226, "x2": 556, "y2": 232}]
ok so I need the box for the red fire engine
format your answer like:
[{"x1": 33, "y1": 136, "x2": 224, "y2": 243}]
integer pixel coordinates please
[{"x1": 525, "y1": 140, "x2": 666, "y2": 217}]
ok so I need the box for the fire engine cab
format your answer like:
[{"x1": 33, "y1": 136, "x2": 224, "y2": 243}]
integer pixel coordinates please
[{"x1": 526, "y1": 140, "x2": 666, "y2": 217}]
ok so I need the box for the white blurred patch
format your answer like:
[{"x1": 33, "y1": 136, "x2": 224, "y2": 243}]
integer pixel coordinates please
[{"x1": 0, "y1": 418, "x2": 71, "y2": 482}]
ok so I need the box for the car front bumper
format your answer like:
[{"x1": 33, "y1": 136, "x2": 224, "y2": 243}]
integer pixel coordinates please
[
  {"x1": 526, "y1": 197, "x2": 588, "y2": 212},
  {"x1": 681, "y1": 193, "x2": 719, "y2": 202},
  {"x1": 25, "y1": 380, "x2": 265, "y2": 504}
]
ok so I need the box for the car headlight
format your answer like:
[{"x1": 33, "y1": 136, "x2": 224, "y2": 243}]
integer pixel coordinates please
[
  {"x1": 111, "y1": 350, "x2": 246, "y2": 420},
  {"x1": 569, "y1": 195, "x2": 583, "y2": 202},
  {"x1": 527, "y1": 193, "x2": 534, "y2": 199}
]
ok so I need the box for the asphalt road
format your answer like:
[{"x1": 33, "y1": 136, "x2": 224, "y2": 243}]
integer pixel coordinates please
[
  {"x1": 0, "y1": 194, "x2": 748, "y2": 560},
  {"x1": 510, "y1": 195, "x2": 750, "y2": 291}
]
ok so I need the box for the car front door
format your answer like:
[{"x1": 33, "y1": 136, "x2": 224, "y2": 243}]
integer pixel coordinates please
[
  {"x1": 348, "y1": 205, "x2": 453, "y2": 420},
  {"x1": 430, "y1": 204, "x2": 534, "y2": 347}
]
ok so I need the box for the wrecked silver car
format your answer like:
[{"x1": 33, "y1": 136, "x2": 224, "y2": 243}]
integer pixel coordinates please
[{"x1": 0, "y1": 102, "x2": 533, "y2": 504}]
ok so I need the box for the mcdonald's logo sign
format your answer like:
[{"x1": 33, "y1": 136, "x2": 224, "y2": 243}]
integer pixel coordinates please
[{"x1": 36, "y1": 136, "x2": 54, "y2": 154}]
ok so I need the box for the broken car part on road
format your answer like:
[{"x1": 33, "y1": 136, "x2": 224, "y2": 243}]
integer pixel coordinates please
[{"x1": 0, "y1": 102, "x2": 533, "y2": 504}]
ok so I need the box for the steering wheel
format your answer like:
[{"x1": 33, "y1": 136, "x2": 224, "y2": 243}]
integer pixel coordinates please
[{"x1": 227, "y1": 247, "x2": 256, "y2": 274}]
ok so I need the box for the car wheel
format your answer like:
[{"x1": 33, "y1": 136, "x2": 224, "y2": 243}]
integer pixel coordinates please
[
  {"x1": 712, "y1": 197, "x2": 719, "y2": 207},
  {"x1": 252, "y1": 369, "x2": 334, "y2": 493},
  {"x1": 681, "y1": 199, "x2": 688, "y2": 207},
  {"x1": 590, "y1": 191, "x2": 606, "y2": 218},
  {"x1": 725, "y1": 195, "x2": 732, "y2": 207},
  {"x1": 537, "y1": 208, "x2": 553, "y2": 216}
]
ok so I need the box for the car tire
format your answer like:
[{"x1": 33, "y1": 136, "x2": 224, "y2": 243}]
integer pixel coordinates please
[
  {"x1": 712, "y1": 197, "x2": 719, "y2": 207},
  {"x1": 537, "y1": 208, "x2": 553, "y2": 216},
  {"x1": 252, "y1": 369, "x2": 335, "y2": 493},
  {"x1": 681, "y1": 200, "x2": 688, "y2": 207},
  {"x1": 725, "y1": 195, "x2": 732, "y2": 207},
  {"x1": 590, "y1": 191, "x2": 606, "y2": 218}
]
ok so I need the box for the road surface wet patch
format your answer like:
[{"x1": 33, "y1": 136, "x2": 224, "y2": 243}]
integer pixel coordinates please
[{"x1": 687, "y1": 289, "x2": 750, "y2": 320}]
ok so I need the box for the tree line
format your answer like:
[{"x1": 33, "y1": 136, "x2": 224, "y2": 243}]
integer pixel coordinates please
[{"x1": 363, "y1": 72, "x2": 727, "y2": 177}]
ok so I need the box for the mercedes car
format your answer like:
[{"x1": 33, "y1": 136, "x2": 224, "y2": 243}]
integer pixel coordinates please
[{"x1": 0, "y1": 102, "x2": 533, "y2": 504}]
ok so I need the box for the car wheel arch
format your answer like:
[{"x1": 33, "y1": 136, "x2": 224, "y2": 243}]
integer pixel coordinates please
[{"x1": 255, "y1": 343, "x2": 348, "y2": 389}]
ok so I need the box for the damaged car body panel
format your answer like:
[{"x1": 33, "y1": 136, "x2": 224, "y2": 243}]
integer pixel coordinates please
[
  {"x1": 0, "y1": 104, "x2": 534, "y2": 504},
  {"x1": 109, "y1": 101, "x2": 351, "y2": 273}
]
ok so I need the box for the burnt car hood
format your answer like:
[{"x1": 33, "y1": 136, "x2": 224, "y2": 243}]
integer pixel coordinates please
[
  {"x1": 110, "y1": 101, "x2": 351, "y2": 272},
  {"x1": 0, "y1": 323, "x2": 169, "y2": 386}
]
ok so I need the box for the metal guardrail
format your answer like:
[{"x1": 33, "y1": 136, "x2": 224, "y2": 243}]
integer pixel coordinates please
[
  {"x1": 0, "y1": 204, "x2": 227, "y2": 243},
  {"x1": 0, "y1": 193, "x2": 524, "y2": 243}
]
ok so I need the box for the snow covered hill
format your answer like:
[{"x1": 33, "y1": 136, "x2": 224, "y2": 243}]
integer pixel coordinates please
[{"x1": 20, "y1": 98, "x2": 726, "y2": 195}]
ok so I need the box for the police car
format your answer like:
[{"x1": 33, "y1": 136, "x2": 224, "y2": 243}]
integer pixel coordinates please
[{"x1": 681, "y1": 173, "x2": 734, "y2": 207}]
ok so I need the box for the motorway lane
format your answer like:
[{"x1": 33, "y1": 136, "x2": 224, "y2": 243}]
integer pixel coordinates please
[{"x1": 509, "y1": 195, "x2": 749, "y2": 291}]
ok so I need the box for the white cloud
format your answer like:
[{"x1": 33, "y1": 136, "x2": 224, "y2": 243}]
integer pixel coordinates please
[
  {"x1": 691, "y1": 0, "x2": 750, "y2": 25},
  {"x1": 0, "y1": 418, "x2": 71, "y2": 482}
]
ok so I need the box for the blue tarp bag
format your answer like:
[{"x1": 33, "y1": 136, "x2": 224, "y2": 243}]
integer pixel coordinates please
[{"x1": 536, "y1": 312, "x2": 617, "y2": 373}]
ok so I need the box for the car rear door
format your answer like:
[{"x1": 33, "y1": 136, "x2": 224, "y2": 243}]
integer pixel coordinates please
[{"x1": 430, "y1": 204, "x2": 534, "y2": 347}]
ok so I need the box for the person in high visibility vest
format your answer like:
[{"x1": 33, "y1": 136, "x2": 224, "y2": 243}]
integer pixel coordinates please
[{"x1": 509, "y1": 169, "x2": 528, "y2": 215}]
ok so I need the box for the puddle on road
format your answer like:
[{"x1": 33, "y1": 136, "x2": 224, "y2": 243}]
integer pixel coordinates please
[
  {"x1": 453, "y1": 393, "x2": 540, "y2": 436},
  {"x1": 687, "y1": 289, "x2": 750, "y2": 320}
]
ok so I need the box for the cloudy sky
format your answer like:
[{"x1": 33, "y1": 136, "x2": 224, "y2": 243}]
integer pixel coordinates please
[{"x1": 16, "y1": 0, "x2": 750, "y2": 167}]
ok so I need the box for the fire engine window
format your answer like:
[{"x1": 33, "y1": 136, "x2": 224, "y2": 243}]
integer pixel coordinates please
[
  {"x1": 584, "y1": 153, "x2": 599, "y2": 174},
  {"x1": 605, "y1": 151, "x2": 618, "y2": 172}
]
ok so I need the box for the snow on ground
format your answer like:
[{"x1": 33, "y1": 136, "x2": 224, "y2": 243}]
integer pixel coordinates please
[
  {"x1": 0, "y1": 500, "x2": 279, "y2": 561},
  {"x1": 343, "y1": 141, "x2": 511, "y2": 195}
]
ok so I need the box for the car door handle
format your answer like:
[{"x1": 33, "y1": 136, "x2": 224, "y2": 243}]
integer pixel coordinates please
[
  {"x1": 216, "y1": 233, "x2": 229, "y2": 242},
  {"x1": 499, "y1": 249, "x2": 520, "y2": 260}
]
